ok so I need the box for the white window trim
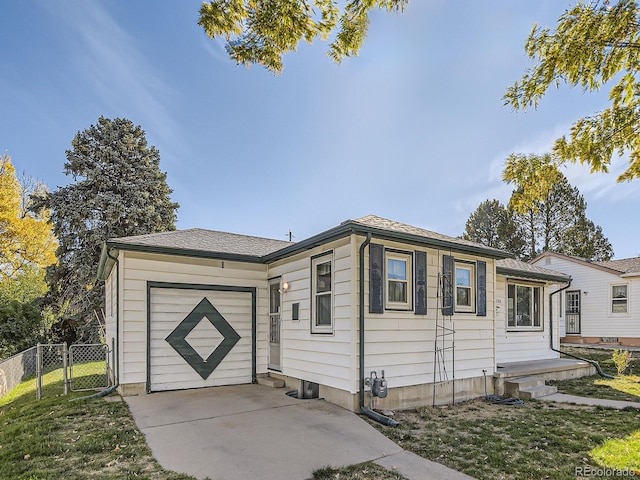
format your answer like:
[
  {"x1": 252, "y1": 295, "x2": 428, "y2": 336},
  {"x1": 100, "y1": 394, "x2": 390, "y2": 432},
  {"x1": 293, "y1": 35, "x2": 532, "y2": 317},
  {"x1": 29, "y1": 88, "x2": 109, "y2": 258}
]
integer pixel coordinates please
[
  {"x1": 385, "y1": 250, "x2": 413, "y2": 311},
  {"x1": 311, "y1": 252, "x2": 333, "y2": 334},
  {"x1": 610, "y1": 283, "x2": 629, "y2": 316},
  {"x1": 454, "y1": 263, "x2": 475, "y2": 313},
  {"x1": 507, "y1": 282, "x2": 543, "y2": 331}
]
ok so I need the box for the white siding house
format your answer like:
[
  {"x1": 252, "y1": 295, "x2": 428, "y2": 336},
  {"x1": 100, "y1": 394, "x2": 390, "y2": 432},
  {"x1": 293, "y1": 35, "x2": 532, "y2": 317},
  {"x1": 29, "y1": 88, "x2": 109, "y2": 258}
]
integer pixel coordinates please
[
  {"x1": 97, "y1": 215, "x2": 576, "y2": 411},
  {"x1": 531, "y1": 252, "x2": 640, "y2": 347}
]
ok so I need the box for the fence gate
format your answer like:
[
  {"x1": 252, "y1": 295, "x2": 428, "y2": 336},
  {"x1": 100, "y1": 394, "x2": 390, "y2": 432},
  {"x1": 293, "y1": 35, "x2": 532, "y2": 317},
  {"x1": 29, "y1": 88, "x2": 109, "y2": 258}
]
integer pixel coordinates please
[{"x1": 68, "y1": 344, "x2": 110, "y2": 392}]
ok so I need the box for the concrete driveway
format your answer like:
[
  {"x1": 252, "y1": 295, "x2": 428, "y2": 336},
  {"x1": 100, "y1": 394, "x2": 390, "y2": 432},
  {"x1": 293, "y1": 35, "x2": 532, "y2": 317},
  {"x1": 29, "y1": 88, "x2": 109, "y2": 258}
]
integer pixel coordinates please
[
  {"x1": 125, "y1": 384, "x2": 475, "y2": 480},
  {"x1": 125, "y1": 384, "x2": 401, "y2": 480}
]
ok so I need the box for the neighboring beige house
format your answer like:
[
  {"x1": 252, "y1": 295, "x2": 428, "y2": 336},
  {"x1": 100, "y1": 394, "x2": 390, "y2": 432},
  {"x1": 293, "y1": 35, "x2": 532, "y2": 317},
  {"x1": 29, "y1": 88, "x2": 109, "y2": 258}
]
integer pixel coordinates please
[
  {"x1": 97, "y1": 215, "x2": 578, "y2": 412},
  {"x1": 531, "y1": 252, "x2": 640, "y2": 347}
]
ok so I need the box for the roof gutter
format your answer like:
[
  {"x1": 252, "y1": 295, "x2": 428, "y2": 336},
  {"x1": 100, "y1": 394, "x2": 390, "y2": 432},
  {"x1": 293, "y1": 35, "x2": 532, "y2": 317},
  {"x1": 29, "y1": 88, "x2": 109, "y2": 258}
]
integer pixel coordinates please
[{"x1": 97, "y1": 242, "x2": 117, "y2": 281}]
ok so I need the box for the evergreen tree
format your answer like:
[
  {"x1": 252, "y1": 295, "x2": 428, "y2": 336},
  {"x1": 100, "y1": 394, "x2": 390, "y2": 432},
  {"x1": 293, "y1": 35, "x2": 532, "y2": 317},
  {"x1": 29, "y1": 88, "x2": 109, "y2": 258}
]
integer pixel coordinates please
[
  {"x1": 465, "y1": 174, "x2": 613, "y2": 261},
  {"x1": 461, "y1": 199, "x2": 526, "y2": 257},
  {"x1": 511, "y1": 175, "x2": 613, "y2": 261},
  {"x1": 31, "y1": 117, "x2": 179, "y2": 343}
]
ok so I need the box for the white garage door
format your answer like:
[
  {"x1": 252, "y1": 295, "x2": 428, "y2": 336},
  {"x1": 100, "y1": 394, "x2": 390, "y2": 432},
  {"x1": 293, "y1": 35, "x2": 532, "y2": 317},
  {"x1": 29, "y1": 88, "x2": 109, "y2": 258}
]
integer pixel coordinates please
[{"x1": 149, "y1": 286, "x2": 254, "y2": 392}]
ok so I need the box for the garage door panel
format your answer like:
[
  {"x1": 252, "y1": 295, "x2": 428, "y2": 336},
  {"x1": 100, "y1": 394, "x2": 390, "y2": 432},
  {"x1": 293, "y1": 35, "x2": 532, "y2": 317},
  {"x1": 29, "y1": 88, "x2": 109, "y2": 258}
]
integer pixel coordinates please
[{"x1": 149, "y1": 287, "x2": 254, "y2": 392}]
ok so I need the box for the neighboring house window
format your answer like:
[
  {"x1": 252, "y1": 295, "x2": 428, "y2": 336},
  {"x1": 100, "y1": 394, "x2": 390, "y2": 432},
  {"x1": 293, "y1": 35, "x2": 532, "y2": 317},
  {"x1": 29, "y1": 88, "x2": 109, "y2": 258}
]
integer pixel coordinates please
[
  {"x1": 311, "y1": 253, "x2": 333, "y2": 333},
  {"x1": 507, "y1": 283, "x2": 541, "y2": 330},
  {"x1": 385, "y1": 251, "x2": 412, "y2": 310},
  {"x1": 611, "y1": 284, "x2": 628, "y2": 314},
  {"x1": 455, "y1": 263, "x2": 475, "y2": 312}
]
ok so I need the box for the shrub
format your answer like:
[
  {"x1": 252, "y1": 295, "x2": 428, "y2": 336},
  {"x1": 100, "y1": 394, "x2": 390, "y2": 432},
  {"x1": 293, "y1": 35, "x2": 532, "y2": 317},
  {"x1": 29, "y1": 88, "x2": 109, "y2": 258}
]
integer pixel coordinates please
[{"x1": 612, "y1": 349, "x2": 632, "y2": 376}]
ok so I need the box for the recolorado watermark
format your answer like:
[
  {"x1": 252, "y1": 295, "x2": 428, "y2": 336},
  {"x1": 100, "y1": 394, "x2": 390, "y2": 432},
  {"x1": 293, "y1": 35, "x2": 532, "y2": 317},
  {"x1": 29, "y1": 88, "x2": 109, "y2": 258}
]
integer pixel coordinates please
[{"x1": 575, "y1": 466, "x2": 636, "y2": 477}]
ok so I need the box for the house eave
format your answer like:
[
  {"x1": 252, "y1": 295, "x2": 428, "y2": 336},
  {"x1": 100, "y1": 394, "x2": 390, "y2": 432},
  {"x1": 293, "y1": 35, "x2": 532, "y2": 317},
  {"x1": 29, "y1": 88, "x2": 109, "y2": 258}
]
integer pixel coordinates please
[
  {"x1": 105, "y1": 240, "x2": 266, "y2": 265},
  {"x1": 497, "y1": 266, "x2": 571, "y2": 284},
  {"x1": 620, "y1": 272, "x2": 640, "y2": 278}
]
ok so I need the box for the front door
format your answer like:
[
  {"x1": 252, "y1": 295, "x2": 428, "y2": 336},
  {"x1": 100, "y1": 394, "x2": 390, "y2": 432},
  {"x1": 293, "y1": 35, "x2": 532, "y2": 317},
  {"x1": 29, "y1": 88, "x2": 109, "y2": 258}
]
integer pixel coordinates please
[
  {"x1": 565, "y1": 290, "x2": 581, "y2": 335},
  {"x1": 268, "y1": 279, "x2": 281, "y2": 371}
]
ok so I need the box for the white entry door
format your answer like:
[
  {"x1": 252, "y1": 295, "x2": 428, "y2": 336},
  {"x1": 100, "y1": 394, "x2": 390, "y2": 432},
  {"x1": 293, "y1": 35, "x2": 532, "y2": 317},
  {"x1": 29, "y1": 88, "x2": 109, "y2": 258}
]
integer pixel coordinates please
[{"x1": 268, "y1": 279, "x2": 281, "y2": 371}]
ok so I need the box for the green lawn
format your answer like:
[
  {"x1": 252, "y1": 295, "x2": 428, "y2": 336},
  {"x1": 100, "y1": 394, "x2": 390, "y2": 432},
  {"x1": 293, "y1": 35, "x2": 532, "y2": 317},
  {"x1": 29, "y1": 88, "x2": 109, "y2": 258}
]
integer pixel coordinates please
[
  {"x1": 4, "y1": 349, "x2": 640, "y2": 480},
  {"x1": 550, "y1": 346, "x2": 640, "y2": 402},
  {"x1": 0, "y1": 368, "x2": 195, "y2": 480}
]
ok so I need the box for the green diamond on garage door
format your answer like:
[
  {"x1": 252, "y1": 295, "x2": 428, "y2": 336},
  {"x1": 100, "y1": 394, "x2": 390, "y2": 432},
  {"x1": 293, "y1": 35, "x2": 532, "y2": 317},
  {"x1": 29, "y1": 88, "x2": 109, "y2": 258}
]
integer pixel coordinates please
[{"x1": 165, "y1": 298, "x2": 240, "y2": 380}]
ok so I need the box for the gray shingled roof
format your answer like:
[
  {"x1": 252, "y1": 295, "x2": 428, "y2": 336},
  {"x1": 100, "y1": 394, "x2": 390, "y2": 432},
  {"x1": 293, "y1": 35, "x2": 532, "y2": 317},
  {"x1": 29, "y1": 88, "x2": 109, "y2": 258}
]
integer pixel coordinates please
[
  {"x1": 594, "y1": 257, "x2": 640, "y2": 275},
  {"x1": 350, "y1": 215, "x2": 507, "y2": 256},
  {"x1": 110, "y1": 228, "x2": 293, "y2": 258},
  {"x1": 497, "y1": 258, "x2": 570, "y2": 282}
]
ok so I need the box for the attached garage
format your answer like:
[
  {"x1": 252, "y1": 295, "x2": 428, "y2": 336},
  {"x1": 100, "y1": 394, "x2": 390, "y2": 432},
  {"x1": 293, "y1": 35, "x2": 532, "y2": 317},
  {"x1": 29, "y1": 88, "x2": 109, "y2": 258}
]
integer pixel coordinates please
[
  {"x1": 98, "y1": 228, "x2": 291, "y2": 396},
  {"x1": 147, "y1": 283, "x2": 256, "y2": 392}
]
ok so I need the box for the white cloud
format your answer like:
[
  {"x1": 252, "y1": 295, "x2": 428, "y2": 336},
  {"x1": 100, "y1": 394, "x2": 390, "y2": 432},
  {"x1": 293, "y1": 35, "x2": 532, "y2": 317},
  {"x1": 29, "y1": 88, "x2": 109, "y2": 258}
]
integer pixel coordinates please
[
  {"x1": 200, "y1": 37, "x2": 232, "y2": 64},
  {"x1": 40, "y1": 2, "x2": 183, "y2": 159}
]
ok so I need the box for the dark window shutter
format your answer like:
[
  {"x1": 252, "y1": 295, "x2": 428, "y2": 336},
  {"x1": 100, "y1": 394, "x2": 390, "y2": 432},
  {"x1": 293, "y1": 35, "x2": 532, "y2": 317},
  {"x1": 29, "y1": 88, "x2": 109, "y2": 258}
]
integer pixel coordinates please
[
  {"x1": 442, "y1": 255, "x2": 454, "y2": 316},
  {"x1": 415, "y1": 251, "x2": 427, "y2": 315},
  {"x1": 369, "y1": 243, "x2": 384, "y2": 314},
  {"x1": 477, "y1": 260, "x2": 487, "y2": 317}
]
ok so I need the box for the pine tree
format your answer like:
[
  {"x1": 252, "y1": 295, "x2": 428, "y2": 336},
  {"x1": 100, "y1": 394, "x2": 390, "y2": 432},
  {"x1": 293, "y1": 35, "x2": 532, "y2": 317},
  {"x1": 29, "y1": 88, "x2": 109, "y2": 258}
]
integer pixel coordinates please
[
  {"x1": 461, "y1": 199, "x2": 526, "y2": 257},
  {"x1": 510, "y1": 176, "x2": 613, "y2": 261},
  {"x1": 31, "y1": 117, "x2": 179, "y2": 343}
]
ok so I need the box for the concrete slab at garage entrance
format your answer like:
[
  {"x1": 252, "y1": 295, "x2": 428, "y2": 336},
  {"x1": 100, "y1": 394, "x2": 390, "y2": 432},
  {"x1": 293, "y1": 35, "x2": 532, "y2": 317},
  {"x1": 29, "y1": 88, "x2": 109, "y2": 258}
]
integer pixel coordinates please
[
  {"x1": 125, "y1": 384, "x2": 400, "y2": 480},
  {"x1": 125, "y1": 384, "x2": 472, "y2": 480}
]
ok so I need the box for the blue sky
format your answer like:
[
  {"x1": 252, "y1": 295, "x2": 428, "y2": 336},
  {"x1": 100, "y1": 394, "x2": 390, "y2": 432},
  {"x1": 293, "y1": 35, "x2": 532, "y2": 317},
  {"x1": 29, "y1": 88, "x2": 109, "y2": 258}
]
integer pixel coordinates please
[{"x1": 1, "y1": 1, "x2": 638, "y2": 258}]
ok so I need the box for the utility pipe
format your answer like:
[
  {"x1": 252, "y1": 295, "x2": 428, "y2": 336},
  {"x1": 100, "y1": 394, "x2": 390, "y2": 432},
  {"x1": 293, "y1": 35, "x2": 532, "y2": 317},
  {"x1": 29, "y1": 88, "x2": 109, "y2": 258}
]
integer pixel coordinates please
[
  {"x1": 549, "y1": 281, "x2": 613, "y2": 379},
  {"x1": 358, "y1": 232, "x2": 399, "y2": 427}
]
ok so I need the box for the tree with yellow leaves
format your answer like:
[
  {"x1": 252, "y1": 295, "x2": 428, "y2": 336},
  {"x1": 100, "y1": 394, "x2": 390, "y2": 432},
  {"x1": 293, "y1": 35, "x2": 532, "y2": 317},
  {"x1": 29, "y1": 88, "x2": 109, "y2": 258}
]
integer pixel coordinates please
[{"x1": 0, "y1": 153, "x2": 57, "y2": 279}]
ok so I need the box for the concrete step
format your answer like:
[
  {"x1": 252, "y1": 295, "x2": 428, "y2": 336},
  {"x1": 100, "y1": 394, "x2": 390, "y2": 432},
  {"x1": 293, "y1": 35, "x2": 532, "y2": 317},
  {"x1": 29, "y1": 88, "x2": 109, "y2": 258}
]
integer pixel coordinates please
[
  {"x1": 519, "y1": 384, "x2": 558, "y2": 400},
  {"x1": 256, "y1": 375, "x2": 285, "y2": 388},
  {"x1": 504, "y1": 376, "x2": 546, "y2": 397}
]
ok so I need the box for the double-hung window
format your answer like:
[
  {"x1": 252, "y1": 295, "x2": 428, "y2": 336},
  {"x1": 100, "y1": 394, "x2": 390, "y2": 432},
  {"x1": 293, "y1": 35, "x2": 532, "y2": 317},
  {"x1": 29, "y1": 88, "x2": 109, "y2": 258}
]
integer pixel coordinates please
[
  {"x1": 311, "y1": 253, "x2": 333, "y2": 333},
  {"x1": 507, "y1": 283, "x2": 541, "y2": 330},
  {"x1": 385, "y1": 251, "x2": 412, "y2": 310},
  {"x1": 611, "y1": 284, "x2": 628, "y2": 314},
  {"x1": 455, "y1": 264, "x2": 474, "y2": 312}
]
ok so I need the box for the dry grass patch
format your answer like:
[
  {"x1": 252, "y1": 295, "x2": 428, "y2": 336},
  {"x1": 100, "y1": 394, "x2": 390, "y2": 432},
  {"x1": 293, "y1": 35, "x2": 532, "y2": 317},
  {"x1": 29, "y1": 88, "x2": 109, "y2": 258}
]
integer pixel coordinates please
[{"x1": 369, "y1": 398, "x2": 640, "y2": 480}]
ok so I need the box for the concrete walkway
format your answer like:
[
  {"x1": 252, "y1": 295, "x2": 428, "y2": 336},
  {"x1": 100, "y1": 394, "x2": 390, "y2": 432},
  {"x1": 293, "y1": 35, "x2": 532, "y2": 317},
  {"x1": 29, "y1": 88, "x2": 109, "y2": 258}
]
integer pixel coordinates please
[
  {"x1": 541, "y1": 393, "x2": 640, "y2": 410},
  {"x1": 124, "y1": 384, "x2": 475, "y2": 480}
]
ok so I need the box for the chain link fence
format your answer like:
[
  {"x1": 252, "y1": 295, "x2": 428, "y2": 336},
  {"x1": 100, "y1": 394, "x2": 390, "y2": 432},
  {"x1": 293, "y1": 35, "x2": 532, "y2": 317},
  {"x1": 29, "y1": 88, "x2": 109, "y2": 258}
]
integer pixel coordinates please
[
  {"x1": 0, "y1": 346, "x2": 37, "y2": 398},
  {"x1": 0, "y1": 343, "x2": 111, "y2": 401},
  {"x1": 36, "y1": 344, "x2": 68, "y2": 400},
  {"x1": 69, "y1": 344, "x2": 110, "y2": 392}
]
